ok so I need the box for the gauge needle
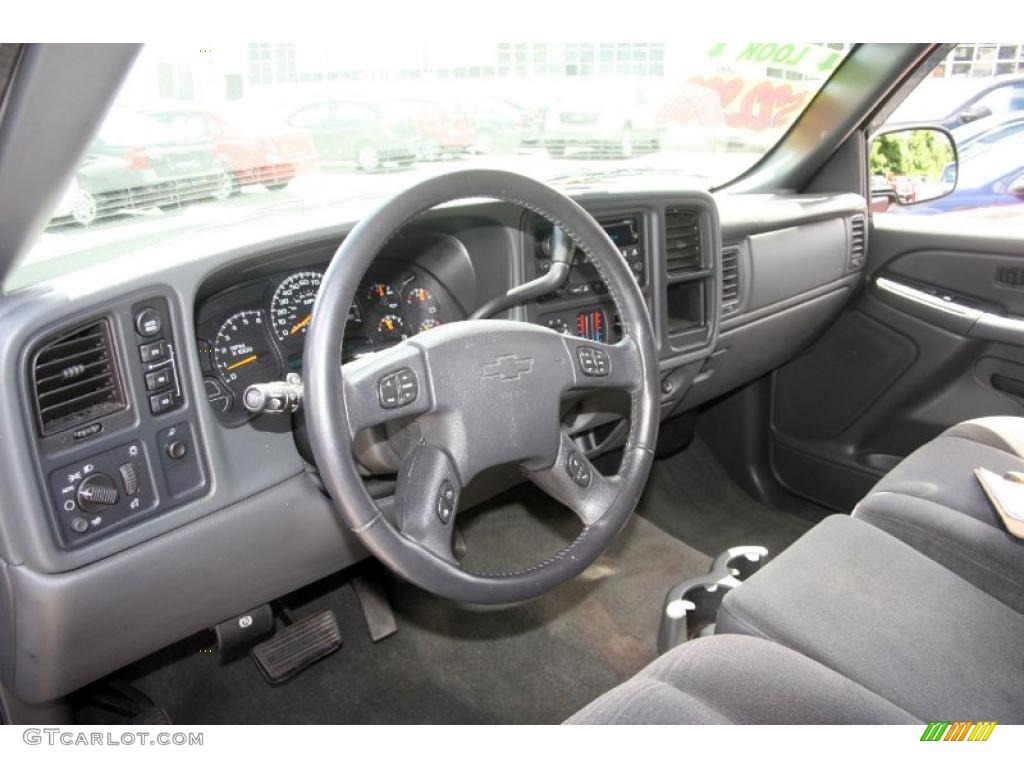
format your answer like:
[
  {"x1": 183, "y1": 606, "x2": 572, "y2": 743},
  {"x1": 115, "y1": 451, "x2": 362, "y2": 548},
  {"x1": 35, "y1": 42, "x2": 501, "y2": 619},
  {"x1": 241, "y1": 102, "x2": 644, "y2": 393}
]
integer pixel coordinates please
[
  {"x1": 290, "y1": 315, "x2": 312, "y2": 335},
  {"x1": 226, "y1": 354, "x2": 258, "y2": 371}
]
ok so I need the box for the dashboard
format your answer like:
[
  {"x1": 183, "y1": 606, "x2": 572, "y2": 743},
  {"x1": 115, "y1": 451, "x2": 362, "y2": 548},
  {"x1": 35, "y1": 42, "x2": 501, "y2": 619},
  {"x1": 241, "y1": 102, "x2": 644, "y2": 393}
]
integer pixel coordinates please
[
  {"x1": 0, "y1": 189, "x2": 867, "y2": 705},
  {"x1": 196, "y1": 260, "x2": 463, "y2": 424}
]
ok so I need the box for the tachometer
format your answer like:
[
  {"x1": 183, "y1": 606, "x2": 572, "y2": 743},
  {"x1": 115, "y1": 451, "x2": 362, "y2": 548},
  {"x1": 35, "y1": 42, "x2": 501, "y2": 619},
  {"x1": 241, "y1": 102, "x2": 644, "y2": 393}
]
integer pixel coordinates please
[
  {"x1": 270, "y1": 271, "x2": 322, "y2": 342},
  {"x1": 214, "y1": 310, "x2": 280, "y2": 391}
]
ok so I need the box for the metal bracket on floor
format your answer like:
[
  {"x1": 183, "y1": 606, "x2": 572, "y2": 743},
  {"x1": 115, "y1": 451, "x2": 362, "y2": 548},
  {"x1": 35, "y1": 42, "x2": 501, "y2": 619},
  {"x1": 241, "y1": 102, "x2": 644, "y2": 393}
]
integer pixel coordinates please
[{"x1": 657, "y1": 545, "x2": 768, "y2": 655}]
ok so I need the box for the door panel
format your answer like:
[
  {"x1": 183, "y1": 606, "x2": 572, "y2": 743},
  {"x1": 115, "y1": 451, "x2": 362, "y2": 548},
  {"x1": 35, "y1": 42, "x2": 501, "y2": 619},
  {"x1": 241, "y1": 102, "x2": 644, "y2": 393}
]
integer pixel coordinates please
[{"x1": 770, "y1": 217, "x2": 1024, "y2": 511}]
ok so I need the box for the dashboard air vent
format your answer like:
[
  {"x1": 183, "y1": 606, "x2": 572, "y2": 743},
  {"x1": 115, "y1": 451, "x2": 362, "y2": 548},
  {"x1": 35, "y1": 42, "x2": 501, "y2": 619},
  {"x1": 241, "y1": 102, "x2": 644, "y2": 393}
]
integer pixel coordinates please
[
  {"x1": 664, "y1": 208, "x2": 702, "y2": 275},
  {"x1": 32, "y1": 319, "x2": 125, "y2": 436},
  {"x1": 848, "y1": 215, "x2": 866, "y2": 270},
  {"x1": 721, "y1": 246, "x2": 740, "y2": 316}
]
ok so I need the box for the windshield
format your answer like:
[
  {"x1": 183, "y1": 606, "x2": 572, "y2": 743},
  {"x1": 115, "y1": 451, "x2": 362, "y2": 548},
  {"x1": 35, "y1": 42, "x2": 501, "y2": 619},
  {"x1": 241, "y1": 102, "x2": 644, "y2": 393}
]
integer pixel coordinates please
[{"x1": 10, "y1": 41, "x2": 851, "y2": 290}]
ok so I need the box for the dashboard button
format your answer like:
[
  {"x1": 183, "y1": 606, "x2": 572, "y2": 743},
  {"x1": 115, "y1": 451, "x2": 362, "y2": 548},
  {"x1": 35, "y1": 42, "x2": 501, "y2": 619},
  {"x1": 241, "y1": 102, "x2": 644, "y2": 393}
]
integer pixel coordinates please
[
  {"x1": 139, "y1": 340, "x2": 167, "y2": 363},
  {"x1": 77, "y1": 472, "x2": 120, "y2": 512},
  {"x1": 118, "y1": 462, "x2": 139, "y2": 495},
  {"x1": 145, "y1": 369, "x2": 171, "y2": 391},
  {"x1": 149, "y1": 391, "x2": 175, "y2": 415},
  {"x1": 166, "y1": 440, "x2": 188, "y2": 461},
  {"x1": 135, "y1": 308, "x2": 163, "y2": 337},
  {"x1": 73, "y1": 423, "x2": 102, "y2": 440}
]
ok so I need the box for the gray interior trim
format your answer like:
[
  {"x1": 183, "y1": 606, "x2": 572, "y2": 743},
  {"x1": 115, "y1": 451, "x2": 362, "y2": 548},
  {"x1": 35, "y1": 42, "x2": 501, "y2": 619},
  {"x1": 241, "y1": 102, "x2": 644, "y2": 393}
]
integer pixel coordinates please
[{"x1": 8, "y1": 472, "x2": 365, "y2": 703}]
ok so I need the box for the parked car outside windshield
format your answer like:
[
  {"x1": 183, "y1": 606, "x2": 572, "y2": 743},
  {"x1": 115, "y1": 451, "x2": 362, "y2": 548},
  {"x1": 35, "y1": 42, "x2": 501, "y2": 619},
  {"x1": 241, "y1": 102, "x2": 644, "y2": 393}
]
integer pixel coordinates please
[{"x1": 12, "y1": 41, "x2": 853, "y2": 290}]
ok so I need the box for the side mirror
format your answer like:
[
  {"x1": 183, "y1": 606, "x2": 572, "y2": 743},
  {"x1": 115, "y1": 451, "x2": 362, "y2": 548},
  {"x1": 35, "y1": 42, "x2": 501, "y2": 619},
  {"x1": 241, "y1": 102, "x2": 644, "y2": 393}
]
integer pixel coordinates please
[
  {"x1": 869, "y1": 126, "x2": 958, "y2": 208},
  {"x1": 957, "y1": 103, "x2": 992, "y2": 125}
]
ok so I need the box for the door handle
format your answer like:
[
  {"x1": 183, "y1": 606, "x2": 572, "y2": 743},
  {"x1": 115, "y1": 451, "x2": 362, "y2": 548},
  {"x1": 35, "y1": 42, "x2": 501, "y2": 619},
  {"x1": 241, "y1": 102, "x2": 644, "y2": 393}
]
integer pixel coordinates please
[
  {"x1": 991, "y1": 373, "x2": 1024, "y2": 399},
  {"x1": 874, "y1": 276, "x2": 982, "y2": 335},
  {"x1": 970, "y1": 312, "x2": 1024, "y2": 345},
  {"x1": 875, "y1": 276, "x2": 1024, "y2": 346}
]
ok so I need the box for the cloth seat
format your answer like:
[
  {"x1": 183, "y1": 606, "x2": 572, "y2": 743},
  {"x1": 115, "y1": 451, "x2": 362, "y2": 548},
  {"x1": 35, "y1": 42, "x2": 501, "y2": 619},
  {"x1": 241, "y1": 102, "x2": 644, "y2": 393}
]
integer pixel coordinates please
[
  {"x1": 854, "y1": 416, "x2": 1024, "y2": 611},
  {"x1": 566, "y1": 633, "x2": 918, "y2": 725},
  {"x1": 716, "y1": 515, "x2": 1024, "y2": 723}
]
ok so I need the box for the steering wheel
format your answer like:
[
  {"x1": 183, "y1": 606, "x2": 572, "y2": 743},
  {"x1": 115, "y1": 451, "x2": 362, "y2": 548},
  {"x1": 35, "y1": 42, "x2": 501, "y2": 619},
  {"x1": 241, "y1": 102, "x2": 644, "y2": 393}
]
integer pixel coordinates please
[{"x1": 304, "y1": 170, "x2": 659, "y2": 604}]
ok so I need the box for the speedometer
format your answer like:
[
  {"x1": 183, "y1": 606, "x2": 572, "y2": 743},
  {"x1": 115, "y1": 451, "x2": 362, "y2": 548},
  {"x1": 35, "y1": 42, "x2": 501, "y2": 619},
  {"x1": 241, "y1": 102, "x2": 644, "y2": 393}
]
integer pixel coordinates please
[{"x1": 270, "y1": 271, "x2": 322, "y2": 342}]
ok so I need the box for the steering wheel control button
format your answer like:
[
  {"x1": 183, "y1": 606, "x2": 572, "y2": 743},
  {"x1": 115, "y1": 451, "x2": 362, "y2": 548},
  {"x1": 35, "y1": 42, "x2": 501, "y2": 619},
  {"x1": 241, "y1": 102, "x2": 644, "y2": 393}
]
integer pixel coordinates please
[
  {"x1": 577, "y1": 346, "x2": 610, "y2": 377},
  {"x1": 436, "y1": 479, "x2": 457, "y2": 524},
  {"x1": 566, "y1": 450, "x2": 593, "y2": 488},
  {"x1": 395, "y1": 368, "x2": 418, "y2": 403},
  {"x1": 378, "y1": 367, "x2": 418, "y2": 409},
  {"x1": 139, "y1": 340, "x2": 167, "y2": 363},
  {"x1": 378, "y1": 373, "x2": 400, "y2": 407},
  {"x1": 145, "y1": 368, "x2": 172, "y2": 391},
  {"x1": 135, "y1": 307, "x2": 163, "y2": 337}
]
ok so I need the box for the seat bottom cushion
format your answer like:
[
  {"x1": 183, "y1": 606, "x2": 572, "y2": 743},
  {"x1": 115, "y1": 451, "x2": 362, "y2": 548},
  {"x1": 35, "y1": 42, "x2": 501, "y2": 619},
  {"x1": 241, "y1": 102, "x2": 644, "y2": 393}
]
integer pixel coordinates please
[
  {"x1": 854, "y1": 416, "x2": 1024, "y2": 611},
  {"x1": 717, "y1": 515, "x2": 1024, "y2": 724},
  {"x1": 856, "y1": 492, "x2": 1024, "y2": 612},
  {"x1": 566, "y1": 634, "x2": 918, "y2": 725}
]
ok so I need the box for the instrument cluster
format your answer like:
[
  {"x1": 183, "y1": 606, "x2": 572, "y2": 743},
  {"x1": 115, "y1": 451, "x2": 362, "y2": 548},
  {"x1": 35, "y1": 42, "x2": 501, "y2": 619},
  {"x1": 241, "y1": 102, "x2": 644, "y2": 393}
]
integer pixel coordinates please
[{"x1": 195, "y1": 261, "x2": 459, "y2": 424}]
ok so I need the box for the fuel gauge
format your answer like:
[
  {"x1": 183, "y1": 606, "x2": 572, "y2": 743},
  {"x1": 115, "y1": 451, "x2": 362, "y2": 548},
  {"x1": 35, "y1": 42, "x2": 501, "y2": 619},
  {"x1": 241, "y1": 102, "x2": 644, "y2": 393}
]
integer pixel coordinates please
[{"x1": 377, "y1": 314, "x2": 409, "y2": 342}]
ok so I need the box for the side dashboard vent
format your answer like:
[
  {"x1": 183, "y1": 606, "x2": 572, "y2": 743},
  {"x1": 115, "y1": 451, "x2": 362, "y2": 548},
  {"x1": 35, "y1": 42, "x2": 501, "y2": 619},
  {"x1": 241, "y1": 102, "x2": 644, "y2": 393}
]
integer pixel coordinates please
[
  {"x1": 32, "y1": 319, "x2": 126, "y2": 436},
  {"x1": 664, "y1": 208, "x2": 702, "y2": 275},
  {"x1": 721, "y1": 246, "x2": 741, "y2": 315},
  {"x1": 848, "y1": 215, "x2": 866, "y2": 270}
]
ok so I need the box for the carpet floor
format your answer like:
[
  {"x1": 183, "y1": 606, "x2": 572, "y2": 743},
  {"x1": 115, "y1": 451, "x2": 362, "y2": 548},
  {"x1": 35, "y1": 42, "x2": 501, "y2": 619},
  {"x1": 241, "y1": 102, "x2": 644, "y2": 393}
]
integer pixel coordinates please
[{"x1": 75, "y1": 437, "x2": 817, "y2": 724}]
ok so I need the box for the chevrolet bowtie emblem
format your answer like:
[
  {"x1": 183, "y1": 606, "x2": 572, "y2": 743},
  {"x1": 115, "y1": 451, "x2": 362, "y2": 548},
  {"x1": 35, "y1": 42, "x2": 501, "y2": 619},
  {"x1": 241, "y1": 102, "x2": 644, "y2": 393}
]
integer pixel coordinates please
[{"x1": 482, "y1": 355, "x2": 534, "y2": 381}]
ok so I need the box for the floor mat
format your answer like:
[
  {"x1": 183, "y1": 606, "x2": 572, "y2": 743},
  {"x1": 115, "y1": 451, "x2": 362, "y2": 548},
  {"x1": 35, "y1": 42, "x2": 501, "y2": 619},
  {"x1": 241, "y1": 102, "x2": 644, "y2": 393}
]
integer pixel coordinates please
[
  {"x1": 636, "y1": 436, "x2": 816, "y2": 558},
  {"x1": 78, "y1": 484, "x2": 710, "y2": 725}
]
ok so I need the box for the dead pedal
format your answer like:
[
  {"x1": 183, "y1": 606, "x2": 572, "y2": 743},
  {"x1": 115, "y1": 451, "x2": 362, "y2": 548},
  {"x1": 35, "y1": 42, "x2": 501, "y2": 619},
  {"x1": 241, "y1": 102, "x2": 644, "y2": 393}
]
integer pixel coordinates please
[{"x1": 250, "y1": 610, "x2": 342, "y2": 685}]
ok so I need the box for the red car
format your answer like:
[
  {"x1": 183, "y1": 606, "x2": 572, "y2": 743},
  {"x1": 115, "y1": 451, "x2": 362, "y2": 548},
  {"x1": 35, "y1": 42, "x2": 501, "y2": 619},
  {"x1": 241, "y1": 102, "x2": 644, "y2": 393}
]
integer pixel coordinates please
[
  {"x1": 149, "y1": 106, "x2": 319, "y2": 192},
  {"x1": 378, "y1": 98, "x2": 474, "y2": 160}
]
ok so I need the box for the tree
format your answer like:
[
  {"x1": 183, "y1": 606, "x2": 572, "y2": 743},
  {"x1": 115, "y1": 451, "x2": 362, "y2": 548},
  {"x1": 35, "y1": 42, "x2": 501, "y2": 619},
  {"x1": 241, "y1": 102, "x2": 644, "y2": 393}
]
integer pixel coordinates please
[
  {"x1": 871, "y1": 133, "x2": 906, "y2": 177},
  {"x1": 871, "y1": 129, "x2": 953, "y2": 180}
]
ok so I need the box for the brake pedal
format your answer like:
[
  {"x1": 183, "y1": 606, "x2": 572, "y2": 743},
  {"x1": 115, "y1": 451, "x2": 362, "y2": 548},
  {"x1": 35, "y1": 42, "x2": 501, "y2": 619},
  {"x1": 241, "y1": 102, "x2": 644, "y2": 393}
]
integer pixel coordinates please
[{"x1": 250, "y1": 610, "x2": 342, "y2": 685}]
